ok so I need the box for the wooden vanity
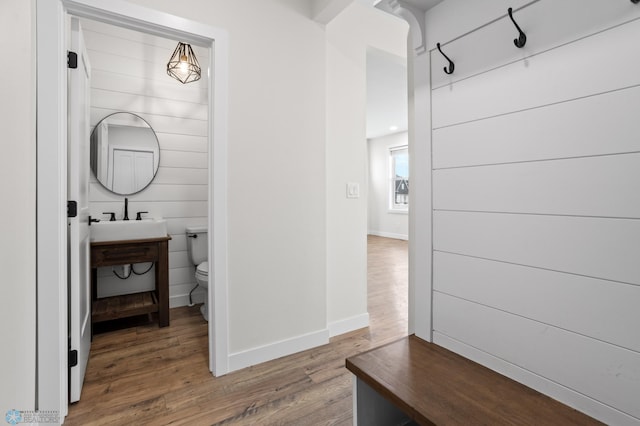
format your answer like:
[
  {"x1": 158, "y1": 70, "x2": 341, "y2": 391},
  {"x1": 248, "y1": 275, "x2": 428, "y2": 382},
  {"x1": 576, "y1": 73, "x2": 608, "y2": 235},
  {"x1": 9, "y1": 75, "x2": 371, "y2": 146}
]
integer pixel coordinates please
[{"x1": 90, "y1": 236, "x2": 171, "y2": 329}]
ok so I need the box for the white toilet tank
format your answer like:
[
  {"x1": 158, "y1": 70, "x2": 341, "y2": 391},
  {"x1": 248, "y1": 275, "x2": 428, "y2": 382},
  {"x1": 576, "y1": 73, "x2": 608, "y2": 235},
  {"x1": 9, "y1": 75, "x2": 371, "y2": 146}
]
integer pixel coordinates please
[{"x1": 186, "y1": 226, "x2": 208, "y2": 265}]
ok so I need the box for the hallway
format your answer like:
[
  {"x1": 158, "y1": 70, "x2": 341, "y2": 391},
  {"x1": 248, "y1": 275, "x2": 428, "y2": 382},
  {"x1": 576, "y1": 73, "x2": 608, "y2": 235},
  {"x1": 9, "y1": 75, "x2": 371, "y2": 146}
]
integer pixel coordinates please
[{"x1": 66, "y1": 236, "x2": 408, "y2": 425}]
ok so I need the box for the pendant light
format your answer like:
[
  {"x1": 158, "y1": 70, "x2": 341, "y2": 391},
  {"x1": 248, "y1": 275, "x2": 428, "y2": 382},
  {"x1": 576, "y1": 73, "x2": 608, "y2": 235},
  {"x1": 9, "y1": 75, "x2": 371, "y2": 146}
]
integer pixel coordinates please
[{"x1": 167, "y1": 42, "x2": 201, "y2": 84}]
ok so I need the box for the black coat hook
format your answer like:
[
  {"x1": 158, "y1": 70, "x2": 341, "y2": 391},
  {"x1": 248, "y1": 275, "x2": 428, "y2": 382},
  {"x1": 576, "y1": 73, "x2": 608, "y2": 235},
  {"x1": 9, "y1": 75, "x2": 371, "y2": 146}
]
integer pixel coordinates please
[
  {"x1": 508, "y1": 7, "x2": 527, "y2": 48},
  {"x1": 436, "y1": 43, "x2": 455, "y2": 75}
]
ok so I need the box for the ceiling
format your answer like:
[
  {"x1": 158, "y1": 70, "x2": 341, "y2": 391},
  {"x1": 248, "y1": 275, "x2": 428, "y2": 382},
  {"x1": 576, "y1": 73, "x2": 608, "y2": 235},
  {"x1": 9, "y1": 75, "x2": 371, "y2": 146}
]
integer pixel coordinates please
[
  {"x1": 313, "y1": 0, "x2": 445, "y2": 139},
  {"x1": 366, "y1": 48, "x2": 408, "y2": 139},
  {"x1": 365, "y1": 0, "x2": 445, "y2": 139},
  {"x1": 397, "y1": 0, "x2": 444, "y2": 11},
  {"x1": 372, "y1": 0, "x2": 444, "y2": 13}
]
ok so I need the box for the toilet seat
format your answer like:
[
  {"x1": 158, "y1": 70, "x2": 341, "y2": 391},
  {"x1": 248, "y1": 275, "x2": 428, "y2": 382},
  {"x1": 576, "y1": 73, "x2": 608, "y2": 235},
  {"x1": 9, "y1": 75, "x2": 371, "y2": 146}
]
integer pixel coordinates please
[
  {"x1": 195, "y1": 261, "x2": 209, "y2": 320},
  {"x1": 195, "y1": 261, "x2": 209, "y2": 291},
  {"x1": 196, "y1": 261, "x2": 209, "y2": 277},
  {"x1": 186, "y1": 227, "x2": 209, "y2": 321}
]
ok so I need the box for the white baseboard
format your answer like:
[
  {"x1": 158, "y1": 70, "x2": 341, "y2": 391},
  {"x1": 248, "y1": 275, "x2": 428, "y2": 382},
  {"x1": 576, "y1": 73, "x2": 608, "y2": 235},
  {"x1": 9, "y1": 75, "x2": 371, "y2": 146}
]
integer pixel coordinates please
[
  {"x1": 367, "y1": 230, "x2": 408, "y2": 241},
  {"x1": 228, "y1": 328, "x2": 330, "y2": 372},
  {"x1": 170, "y1": 292, "x2": 205, "y2": 308},
  {"x1": 329, "y1": 313, "x2": 370, "y2": 337}
]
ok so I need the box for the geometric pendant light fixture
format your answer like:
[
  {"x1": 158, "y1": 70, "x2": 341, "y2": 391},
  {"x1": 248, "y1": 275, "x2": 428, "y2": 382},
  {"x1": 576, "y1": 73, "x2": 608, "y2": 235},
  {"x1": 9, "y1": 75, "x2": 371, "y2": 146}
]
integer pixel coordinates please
[{"x1": 167, "y1": 42, "x2": 201, "y2": 84}]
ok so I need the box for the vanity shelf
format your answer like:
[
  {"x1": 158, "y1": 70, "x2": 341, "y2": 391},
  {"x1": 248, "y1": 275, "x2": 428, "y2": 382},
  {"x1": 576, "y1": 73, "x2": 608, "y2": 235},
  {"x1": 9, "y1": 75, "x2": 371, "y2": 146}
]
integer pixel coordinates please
[
  {"x1": 92, "y1": 291, "x2": 158, "y2": 323},
  {"x1": 90, "y1": 236, "x2": 171, "y2": 330}
]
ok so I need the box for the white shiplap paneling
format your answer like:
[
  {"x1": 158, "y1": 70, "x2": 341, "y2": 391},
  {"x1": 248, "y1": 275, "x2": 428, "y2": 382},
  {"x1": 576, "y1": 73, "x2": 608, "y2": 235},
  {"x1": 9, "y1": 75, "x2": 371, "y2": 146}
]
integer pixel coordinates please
[
  {"x1": 159, "y1": 150, "x2": 208, "y2": 169},
  {"x1": 433, "y1": 85, "x2": 640, "y2": 169},
  {"x1": 429, "y1": 5, "x2": 640, "y2": 423},
  {"x1": 433, "y1": 153, "x2": 640, "y2": 218},
  {"x1": 91, "y1": 70, "x2": 207, "y2": 105},
  {"x1": 153, "y1": 167, "x2": 208, "y2": 185},
  {"x1": 89, "y1": 183, "x2": 207, "y2": 202},
  {"x1": 90, "y1": 89, "x2": 208, "y2": 121},
  {"x1": 433, "y1": 210, "x2": 640, "y2": 286},
  {"x1": 432, "y1": 17, "x2": 640, "y2": 129},
  {"x1": 432, "y1": 293, "x2": 640, "y2": 420},
  {"x1": 433, "y1": 252, "x2": 640, "y2": 352},
  {"x1": 157, "y1": 133, "x2": 208, "y2": 153},
  {"x1": 165, "y1": 218, "x2": 207, "y2": 236}
]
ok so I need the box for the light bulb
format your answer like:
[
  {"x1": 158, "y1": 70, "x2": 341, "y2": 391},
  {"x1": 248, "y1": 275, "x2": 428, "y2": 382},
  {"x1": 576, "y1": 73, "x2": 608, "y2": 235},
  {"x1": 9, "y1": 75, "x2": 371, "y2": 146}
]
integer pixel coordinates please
[{"x1": 179, "y1": 55, "x2": 189, "y2": 73}]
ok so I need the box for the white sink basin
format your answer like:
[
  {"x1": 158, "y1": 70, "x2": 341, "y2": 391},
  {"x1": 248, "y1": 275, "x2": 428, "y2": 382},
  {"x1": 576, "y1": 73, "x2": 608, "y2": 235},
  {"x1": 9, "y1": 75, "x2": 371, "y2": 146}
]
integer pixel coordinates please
[{"x1": 90, "y1": 219, "x2": 168, "y2": 242}]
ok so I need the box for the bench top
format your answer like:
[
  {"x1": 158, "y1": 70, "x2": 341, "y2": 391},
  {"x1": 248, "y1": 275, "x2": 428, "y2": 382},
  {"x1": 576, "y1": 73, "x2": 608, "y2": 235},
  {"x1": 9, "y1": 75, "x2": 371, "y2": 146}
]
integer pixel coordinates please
[{"x1": 346, "y1": 335, "x2": 602, "y2": 425}]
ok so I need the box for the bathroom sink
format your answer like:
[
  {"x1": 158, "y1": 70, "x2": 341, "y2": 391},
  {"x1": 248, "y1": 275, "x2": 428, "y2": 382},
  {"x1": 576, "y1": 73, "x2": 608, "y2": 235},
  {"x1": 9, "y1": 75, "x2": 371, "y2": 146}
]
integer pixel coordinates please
[{"x1": 90, "y1": 219, "x2": 168, "y2": 242}]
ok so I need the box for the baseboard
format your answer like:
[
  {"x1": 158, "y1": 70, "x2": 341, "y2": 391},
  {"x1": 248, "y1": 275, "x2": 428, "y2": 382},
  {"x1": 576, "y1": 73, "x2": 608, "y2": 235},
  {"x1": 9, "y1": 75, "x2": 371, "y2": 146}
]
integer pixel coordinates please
[
  {"x1": 170, "y1": 292, "x2": 205, "y2": 308},
  {"x1": 367, "y1": 230, "x2": 408, "y2": 241},
  {"x1": 329, "y1": 313, "x2": 370, "y2": 337},
  {"x1": 228, "y1": 328, "x2": 330, "y2": 372}
]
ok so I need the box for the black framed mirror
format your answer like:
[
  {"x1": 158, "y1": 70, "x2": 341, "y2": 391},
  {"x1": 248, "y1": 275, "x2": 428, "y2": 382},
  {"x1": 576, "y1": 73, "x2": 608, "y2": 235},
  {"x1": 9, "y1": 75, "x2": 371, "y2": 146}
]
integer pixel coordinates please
[{"x1": 90, "y1": 112, "x2": 160, "y2": 195}]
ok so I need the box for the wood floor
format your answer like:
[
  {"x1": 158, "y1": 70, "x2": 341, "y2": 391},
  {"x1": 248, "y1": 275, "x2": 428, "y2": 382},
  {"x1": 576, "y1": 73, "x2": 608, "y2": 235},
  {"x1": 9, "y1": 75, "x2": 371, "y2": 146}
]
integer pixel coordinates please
[{"x1": 66, "y1": 235, "x2": 408, "y2": 425}]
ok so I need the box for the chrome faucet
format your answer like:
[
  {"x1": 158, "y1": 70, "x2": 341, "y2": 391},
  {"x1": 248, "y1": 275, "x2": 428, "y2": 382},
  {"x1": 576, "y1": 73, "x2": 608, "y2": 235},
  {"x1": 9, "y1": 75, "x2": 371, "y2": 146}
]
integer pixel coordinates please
[{"x1": 123, "y1": 197, "x2": 129, "y2": 221}]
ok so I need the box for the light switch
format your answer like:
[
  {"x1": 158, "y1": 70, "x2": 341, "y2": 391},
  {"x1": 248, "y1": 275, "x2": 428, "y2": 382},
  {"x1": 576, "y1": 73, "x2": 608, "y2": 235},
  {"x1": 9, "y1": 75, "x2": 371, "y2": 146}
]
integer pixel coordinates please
[{"x1": 346, "y1": 182, "x2": 360, "y2": 199}]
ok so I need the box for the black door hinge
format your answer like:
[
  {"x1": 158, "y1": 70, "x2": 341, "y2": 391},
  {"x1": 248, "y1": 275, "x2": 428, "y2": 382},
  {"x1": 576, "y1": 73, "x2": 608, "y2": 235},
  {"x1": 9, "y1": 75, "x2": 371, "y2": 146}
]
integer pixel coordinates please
[
  {"x1": 67, "y1": 51, "x2": 78, "y2": 69},
  {"x1": 68, "y1": 200, "x2": 78, "y2": 218},
  {"x1": 69, "y1": 350, "x2": 78, "y2": 368}
]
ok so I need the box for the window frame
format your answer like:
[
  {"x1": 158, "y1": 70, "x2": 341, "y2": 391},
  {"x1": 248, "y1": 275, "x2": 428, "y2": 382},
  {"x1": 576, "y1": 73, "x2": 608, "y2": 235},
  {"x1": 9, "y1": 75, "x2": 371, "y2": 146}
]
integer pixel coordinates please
[{"x1": 389, "y1": 145, "x2": 409, "y2": 213}]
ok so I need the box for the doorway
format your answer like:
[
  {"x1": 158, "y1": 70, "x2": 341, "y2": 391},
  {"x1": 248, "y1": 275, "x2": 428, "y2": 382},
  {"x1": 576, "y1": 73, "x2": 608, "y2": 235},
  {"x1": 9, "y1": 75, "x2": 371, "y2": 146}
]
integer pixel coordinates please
[
  {"x1": 365, "y1": 47, "x2": 409, "y2": 338},
  {"x1": 35, "y1": 0, "x2": 229, "y2": 419}
]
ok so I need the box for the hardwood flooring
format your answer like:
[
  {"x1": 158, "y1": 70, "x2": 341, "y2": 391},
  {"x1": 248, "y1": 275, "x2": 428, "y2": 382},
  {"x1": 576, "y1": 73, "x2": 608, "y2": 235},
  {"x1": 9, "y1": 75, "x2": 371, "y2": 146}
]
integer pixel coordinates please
[{"x1": 66, "y1": 235, "x2": 408, "y2": 425}]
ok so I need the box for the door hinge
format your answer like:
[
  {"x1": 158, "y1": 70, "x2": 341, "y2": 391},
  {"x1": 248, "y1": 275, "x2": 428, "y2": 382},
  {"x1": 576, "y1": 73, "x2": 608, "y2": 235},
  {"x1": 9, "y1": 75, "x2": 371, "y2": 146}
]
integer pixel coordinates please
[
  {"x1": 67, "y1": 200, "x2": 78, "y2": 218},
  {"x1": 69, "y1": 350, "x2": 78, "y2": 368},
  {"x1": 67, "y1": 51, "x2": 78, "y2": 69}
]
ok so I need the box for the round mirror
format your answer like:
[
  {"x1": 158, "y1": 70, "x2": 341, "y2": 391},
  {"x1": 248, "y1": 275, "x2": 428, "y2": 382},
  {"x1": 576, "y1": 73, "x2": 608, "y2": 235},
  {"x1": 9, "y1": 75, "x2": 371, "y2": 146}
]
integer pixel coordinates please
[{"x1": 90, "y1": 112, "x2": 160, "y2": 195}]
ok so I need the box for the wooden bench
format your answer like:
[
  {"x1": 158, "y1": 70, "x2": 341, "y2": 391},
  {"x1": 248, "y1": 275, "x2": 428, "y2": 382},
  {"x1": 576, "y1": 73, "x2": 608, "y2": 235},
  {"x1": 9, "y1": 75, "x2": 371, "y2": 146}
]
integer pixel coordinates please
[{"x1": 346, "y1": 335, "x2": 602, "y2": 425}]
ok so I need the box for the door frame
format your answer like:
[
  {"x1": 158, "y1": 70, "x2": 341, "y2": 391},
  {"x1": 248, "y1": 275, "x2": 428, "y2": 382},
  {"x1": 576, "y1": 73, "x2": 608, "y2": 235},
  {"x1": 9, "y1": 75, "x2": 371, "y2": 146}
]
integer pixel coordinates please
[{"x1": 36, "y1": 0, "x2": 229, "y2": 417}]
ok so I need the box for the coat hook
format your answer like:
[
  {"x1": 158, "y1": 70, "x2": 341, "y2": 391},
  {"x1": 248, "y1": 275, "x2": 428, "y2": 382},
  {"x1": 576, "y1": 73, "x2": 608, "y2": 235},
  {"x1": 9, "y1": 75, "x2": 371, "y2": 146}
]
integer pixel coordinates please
[
  {"x1": 436, "y1": 43, "x2": 455, "y2": 75},
  {"x1": 632, "y1": 0, "x2": 639, "y2": 4},
  {"x1": 508, "y1": 7, "x2": 527, "y2": 48}
]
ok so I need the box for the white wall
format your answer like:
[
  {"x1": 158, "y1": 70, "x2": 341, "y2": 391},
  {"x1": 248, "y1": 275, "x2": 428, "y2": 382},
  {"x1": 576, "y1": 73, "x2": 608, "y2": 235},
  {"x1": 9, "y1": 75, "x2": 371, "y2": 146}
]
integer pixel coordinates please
[
  {"x1": 367, "y1": 132, "x2": 408, "y2": 240},
  {"x1": 126, "y1": 0, "x2": 329, "y2": 363},
  {"x1": 326, "y1": 2, "x2": 408, "y2": 336},
  {"x1": 7, "y1": 0, "x2": 409, "y2": 394},
  {"x1": 82, "y1": 19, "x2": 210, "y2": 307},
  {"x1": 0, "y1": 0, "x2": 36, "y2": 413}
]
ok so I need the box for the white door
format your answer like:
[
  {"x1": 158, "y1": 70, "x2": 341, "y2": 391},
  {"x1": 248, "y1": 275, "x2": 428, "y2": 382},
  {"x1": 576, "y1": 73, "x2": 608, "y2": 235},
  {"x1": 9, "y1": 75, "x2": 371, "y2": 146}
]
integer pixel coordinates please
[
  {"x1": 112, "y1": 149, "x2": 154, "y2": 194},
  {"x1": 133, "y1": 151, "x2": 155, "y2": 190},
  {"x1": 111, "y1": 149, "x2": 136, "y2": 194},
  {"x1": 68, "y1": 16, "x2": 91, "y2": 403}
]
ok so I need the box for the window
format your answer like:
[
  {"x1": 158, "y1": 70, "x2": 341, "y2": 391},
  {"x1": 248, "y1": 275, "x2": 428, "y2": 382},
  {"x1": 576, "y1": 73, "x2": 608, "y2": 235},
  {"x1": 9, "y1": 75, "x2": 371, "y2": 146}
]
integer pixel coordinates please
[{"x1": 390, "y1": 146, "x2": 409, "y2": 211}]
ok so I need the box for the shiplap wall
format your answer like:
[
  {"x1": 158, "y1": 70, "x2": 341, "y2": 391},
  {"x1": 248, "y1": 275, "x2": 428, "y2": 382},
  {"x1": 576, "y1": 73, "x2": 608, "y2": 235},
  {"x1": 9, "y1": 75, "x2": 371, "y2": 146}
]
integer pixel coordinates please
[
  {"x1": 81, "y1": 19, "x2": 209, "y2": 307},
  {"x1": 429, "y1": 2, "x2": 640, "y2": 424}
]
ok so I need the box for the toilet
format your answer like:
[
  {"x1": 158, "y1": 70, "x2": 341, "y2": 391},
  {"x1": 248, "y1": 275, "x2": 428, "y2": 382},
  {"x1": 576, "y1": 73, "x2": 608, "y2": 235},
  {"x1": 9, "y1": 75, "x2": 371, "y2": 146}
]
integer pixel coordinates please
[{"x1": 186, "y1": 226, "x2": 209, "y2": 321}]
